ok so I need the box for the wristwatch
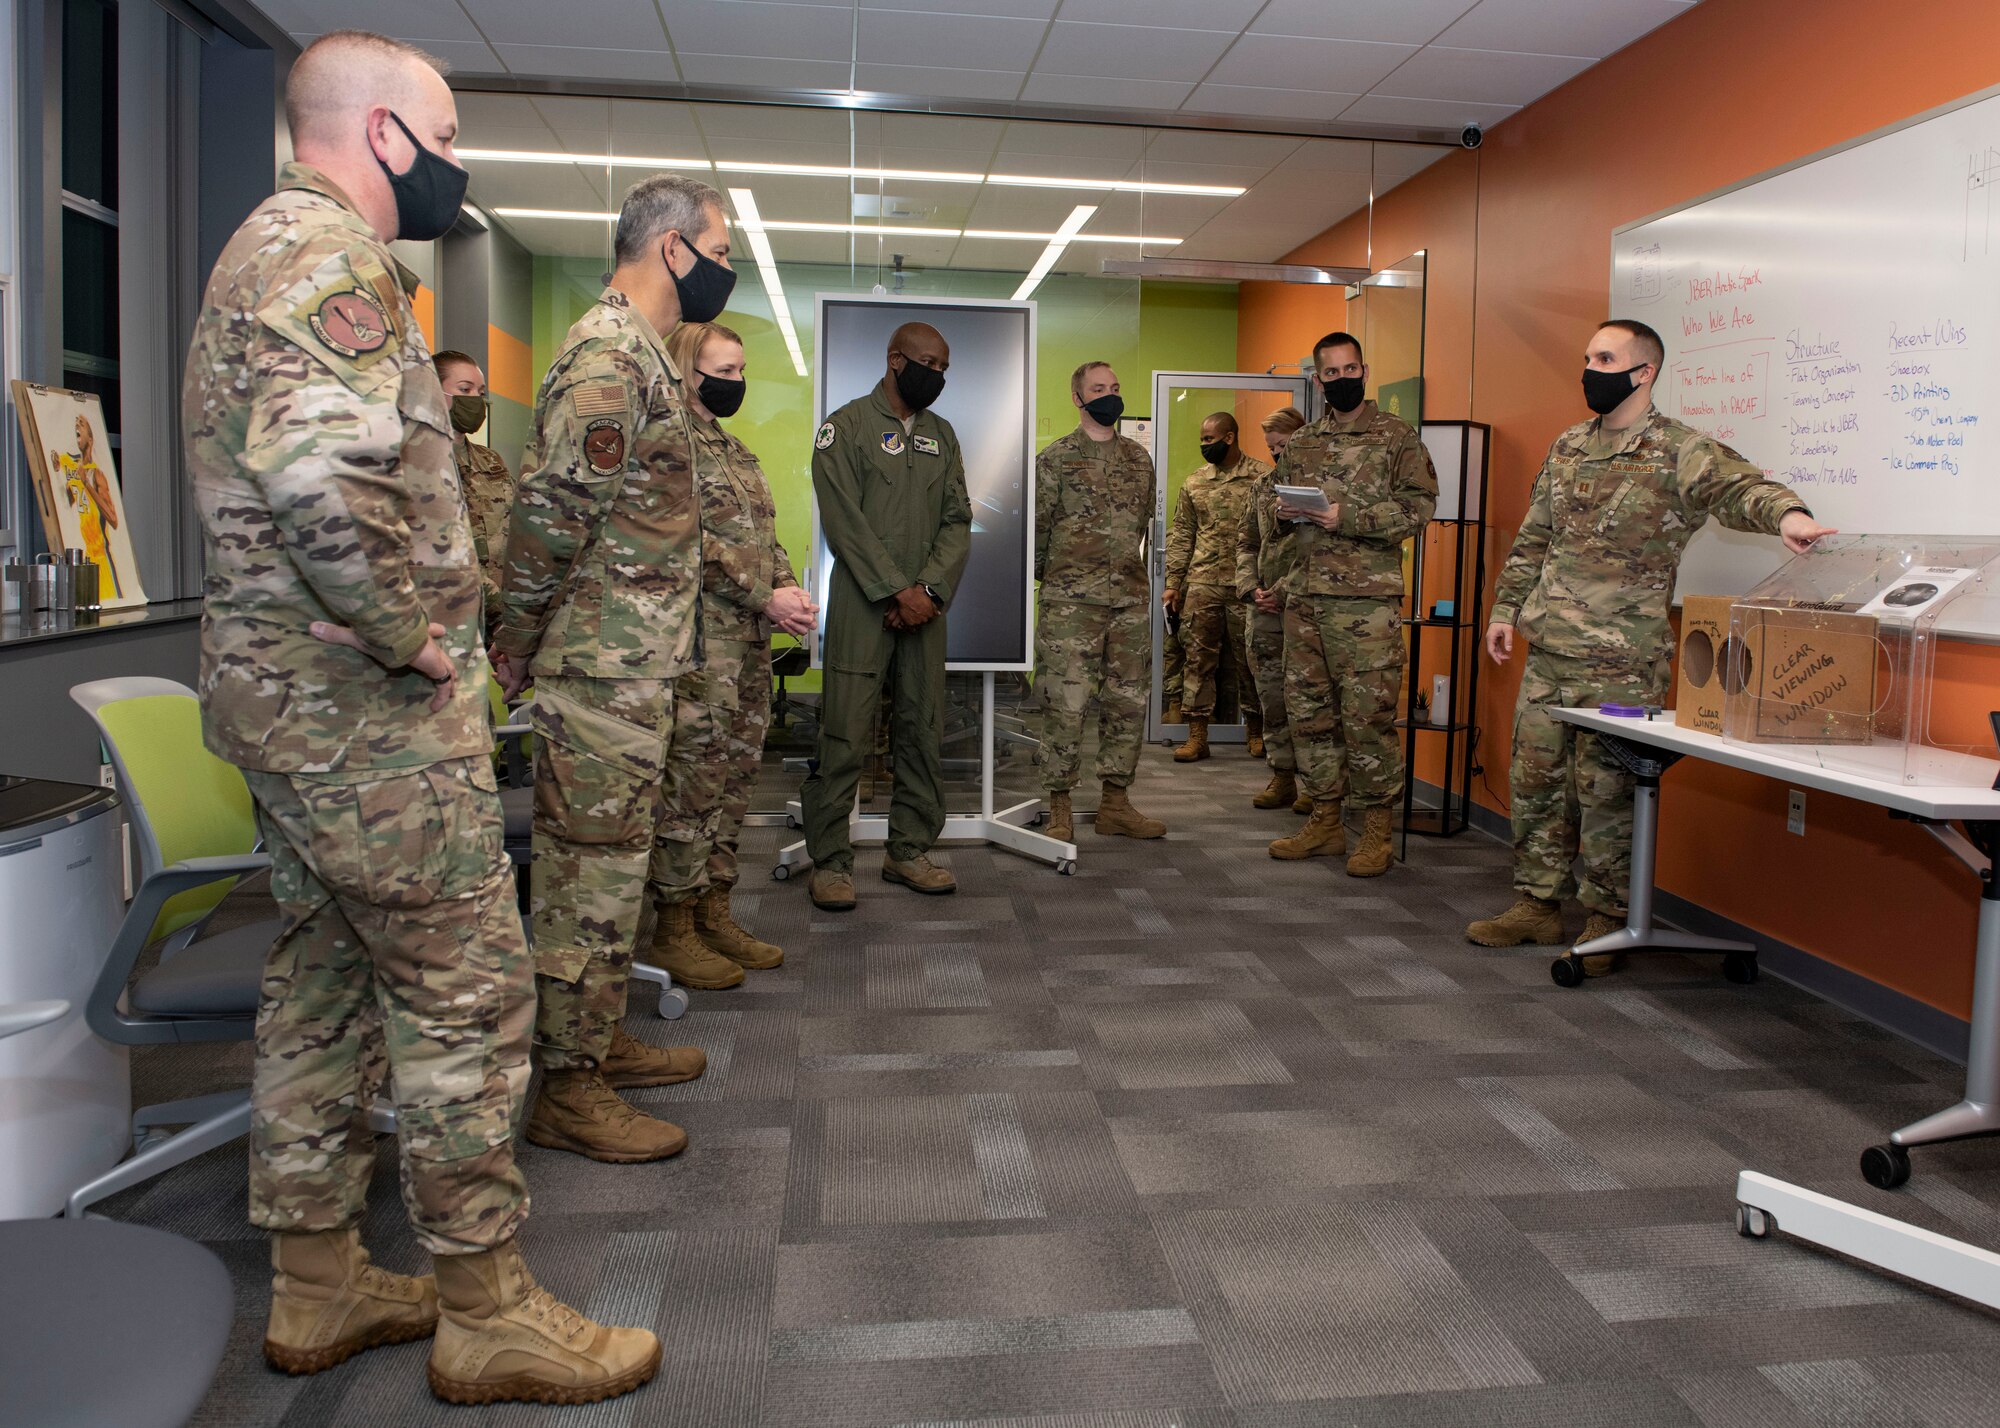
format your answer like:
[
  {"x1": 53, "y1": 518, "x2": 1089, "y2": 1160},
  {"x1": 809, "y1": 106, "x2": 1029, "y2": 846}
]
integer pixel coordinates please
[{"x1": 919, "y1": 582, "x2": 943, "y2": 609}]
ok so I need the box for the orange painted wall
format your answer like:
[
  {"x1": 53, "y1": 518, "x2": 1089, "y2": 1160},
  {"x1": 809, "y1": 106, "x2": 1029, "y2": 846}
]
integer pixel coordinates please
[
  {"x1": 1237, "y1": 0, "x2": 2000, "y2": 1019},
  {"x1": 485, "y1": 324, "x2": 535, "y2": 408}
]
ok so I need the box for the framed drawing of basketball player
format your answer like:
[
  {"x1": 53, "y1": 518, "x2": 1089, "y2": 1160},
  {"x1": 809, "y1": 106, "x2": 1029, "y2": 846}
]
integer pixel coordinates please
[{"x1": 11, "y1": 381, "x2": 148, "y2": 608}]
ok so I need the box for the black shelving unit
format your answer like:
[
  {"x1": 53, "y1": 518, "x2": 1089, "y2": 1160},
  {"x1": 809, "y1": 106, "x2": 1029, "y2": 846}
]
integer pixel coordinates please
[{"x1": 1401, "y1": 421, "x2": 1491, "y2": 848}]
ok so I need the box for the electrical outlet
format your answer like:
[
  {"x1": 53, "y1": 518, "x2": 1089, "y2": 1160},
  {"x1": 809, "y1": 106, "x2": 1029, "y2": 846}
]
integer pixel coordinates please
[{"x1": 1787, "y1": 788, "x2": 1806, "y2": 836}]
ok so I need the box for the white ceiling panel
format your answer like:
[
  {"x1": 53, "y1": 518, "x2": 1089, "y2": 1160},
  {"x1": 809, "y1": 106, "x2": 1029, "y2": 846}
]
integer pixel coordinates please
[
  {"x1": 1374, "y1": 142, "x2": 1455, "y2": 178},
  {"x1": 692, "y1": 104, "x2": 841, "y2": 141},
  {"x1": 1142, "y1": 129, "x2": 1302, "y2": 167},
  {"x1": 853, "y1": 63, "x2": 1023, "y2": 101},
  {"x1": 676, "y1": 55, "x2": 857, "y2": 87},
  {"x1": 1435, "y1": 0, "x2": 1695, "y2": 58},
  {"x1": 496, "y1": 216, "x2": 616, "y2": 260},
  {"x1": 710, "y1": 138, "x2": 863, "y2": 166},
  {"x1": 1374, "y1": 45, "x2": 1594, "y2": 106},
  {"x1": 1250, "y1": 0, "x2": 1477, "y2": 45},
  {"x1": 1206, "y1": 34, "x2": 1416, "y2": 94},
  {"x1": 1018, "y1": 73, "x2": 1195, "y2": 110},
  {"x1": 606, "y1": 100, "x2": 706, "y2": 136},
  {"x1": 265, "y1": 0, "x2": 481, "y2": 39},
  {"x1": 401, "y1": 38, "x2": 509, "y2": 72},
  {"x1": 854, "y1": 10, "x2": 1050, "y2": 71},
  {"x1": 860, "y1": 0, "x2": 1058, "y2": 13},
  {"x1": 1184, "y1": 83, "x2": 1361, "y2": 124},
  {"x1": 1337, "y1": 93, "x2": 1519, "y2": 129},
  {"x1": 994, "y1": 121, "x2": 1151, "y2": 161},
  {"x1": 493, "y1": 45, "x2": 685, "y2": 83},
  {"x1": 1035, "y1": 22, "x2": 1235, "y2": 83},
  {"x1": 1285, "y1": 137, "x2": 1380, "y2": 173},
  {"x1": 467, "y1": 164, "x2": 616, "y2": 211},
  {"x1": 1056, "y1": 0, "x2": 1261, "y2": 27},
  {"x1": 759, "y1": 232, "x2": 856, "y2": 265},
  {"x1": 462, "y1": 0, "x2": 666, "y2": 50},
  {"x1": 857, "y1": 111, "x2": 1005, "y2": 154},
  {"x1": 665, "y1": 1, "x2": 857, "y2": 58}
]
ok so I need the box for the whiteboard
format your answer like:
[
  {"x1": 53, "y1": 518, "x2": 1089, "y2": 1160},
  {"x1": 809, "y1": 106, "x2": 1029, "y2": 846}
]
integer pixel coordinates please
[{"x1": 1612, "y1": 83, "x2": 2000, "y2": 601}]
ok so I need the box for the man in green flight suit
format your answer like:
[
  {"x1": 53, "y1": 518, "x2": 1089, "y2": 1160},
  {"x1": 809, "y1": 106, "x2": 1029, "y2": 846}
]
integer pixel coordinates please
[{"x1": 800, "y1": 322, "x2": 973, "y2": 910}]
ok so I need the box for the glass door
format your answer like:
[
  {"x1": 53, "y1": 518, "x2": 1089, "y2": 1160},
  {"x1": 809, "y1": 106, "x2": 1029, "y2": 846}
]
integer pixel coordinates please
[{"x1": 1148, "y1": 371, "x2": 1312, "y2": 744}]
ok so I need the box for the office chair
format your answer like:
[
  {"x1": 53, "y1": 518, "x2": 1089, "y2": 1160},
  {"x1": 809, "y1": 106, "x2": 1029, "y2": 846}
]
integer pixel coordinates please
[{"x1": 0, "y1": 995, "x2": 235, "y2": 1428}]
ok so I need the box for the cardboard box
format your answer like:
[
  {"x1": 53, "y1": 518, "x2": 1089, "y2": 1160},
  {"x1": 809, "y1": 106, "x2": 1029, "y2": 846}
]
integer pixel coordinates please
[
  {"x1": 1723, "y1": 605, "x2": 1878, "y2": 745},
  {"x1": 1674, "y1": 595, "x2": 1736, "y2": 734}
]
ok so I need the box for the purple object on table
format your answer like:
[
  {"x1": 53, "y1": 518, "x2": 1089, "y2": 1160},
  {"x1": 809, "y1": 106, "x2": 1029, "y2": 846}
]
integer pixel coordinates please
[{"x1": 1599, "y1": 703, "x2": 1646, "y2": 717}]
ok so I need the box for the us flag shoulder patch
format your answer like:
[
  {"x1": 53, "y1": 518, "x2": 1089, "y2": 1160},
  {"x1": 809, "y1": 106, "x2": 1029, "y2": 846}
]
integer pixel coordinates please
[{"x1": 571, "y1": 381, "x2": 627, "y2": 419}]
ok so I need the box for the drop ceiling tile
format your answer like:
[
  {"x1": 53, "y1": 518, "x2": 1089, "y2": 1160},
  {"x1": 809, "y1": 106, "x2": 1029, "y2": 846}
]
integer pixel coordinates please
[
  {"x1": 461, "y1": 0, "x2": 666, "y2": 49},
  {"x1": 494, "y1": 44, "x2": 684, "y2": 83},
  {"x1": 1435, "y1": 0, "x2": 1695, "y2": 59},
  {"x1": 608, "y1": 100, "x2": 707, "y2": 136},
  {"x1": 996, "y1": 119, "x2": 1149, "y2": 158},
  {"x1": 711, "y1": 140, "x2": 870, "y2": 168},
  {"x1": 858, "y1": 111, "x2": 1006, "y2": 154},
  {"x1": 492, "y1": 216, "x2": 617, "y2": 260},
  {"x1": 665, "y1": 1, "x2": 857, "y2": 59},
  {"x1": 693, "y1": 104, "x2": 845, "y2": 142},
  {"x1": 1250, "y1": 0, "x2": 1478, "y2": 44},
  {"x1": 1206, "y1": 34, "x2": 1416, "y2": 93},
  {"x1": 466, "y1": 163, "x2": 617, "y2": 212},
  {"x1": 454, "y1": 92, "x2": 558, "y2": 137},
  {"x1": 1374, "y1": 142, "x2": 1456, "y2": 178},
  {"x1": 675, "y1": 54, "x2": 857, "y2": 87},
  {"x1": 1184, "y1": 83, "x2": 1363, "y2": 123},
  {"x1": 853, "y1": 62, "x2": 1024, "y2": 101},
  {"x1": 855, "y1": 10, "x2": 1050, "y2": 71},
  {"x1": 1338, "y1": 92, "x2": 1519, "y2": 128},
  {"x1": 1373, "y1": 44, "x2": 1592, "y2": 105},
  {"x1": 1018, "y1": 73, "x2": 1195, "y2": 109},
  {"x1": 1127, "y1": 159, "x2": 1265, "y2": 191},
  {"x1": 1034, "y1": 21, "x2": 1235, "y2": 82},
  {"x1": 417, "y1": 39, "x2": 510, "y2": 73},
  {"x1": 1287, "y1": 137, "x2": 1380, "y2": 173},
  {"x1": 1141, "y1": 129, "x2": 1304, "y2": 168},
  {"x1": 858, "y1": 0, "x2": 1059, "y2": 14},
  {"x1": 266, "y1": 0, "x2": 479, "y2": 40},
  {"x1": 1056, "y1": 0, "x2": 1261, "y2": 25}
]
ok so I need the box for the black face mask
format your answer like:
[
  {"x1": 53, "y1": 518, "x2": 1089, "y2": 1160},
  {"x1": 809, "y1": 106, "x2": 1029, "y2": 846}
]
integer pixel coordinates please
[
  {"x1": 1321, "y1": 375, "x2": 1366, "y2": 413},
  {"x1": 374, "y1": 112, "x2": 468, "y2": 243},
  {"x1": 1199, "y1": 439, "x2": 1231, "y2": 466},
  {"x1": 1582, "y1": 363, "x2": 1648, "y2": 415},
  {"x1": 894, "y1": 355, "x2": 947, "y2": 412},
  {"x1": 667, "y1": 234, "x2": 737, "y2": 324},
  {"x1": 1081, "y1": 393, "x2": 1124, "y2": 428},
  {"x1": 449, "y1": 394, "x2": 487, "y2": 434},
  {"x1": 698, "y1": 371, "x2": 746, "y2": 419}
]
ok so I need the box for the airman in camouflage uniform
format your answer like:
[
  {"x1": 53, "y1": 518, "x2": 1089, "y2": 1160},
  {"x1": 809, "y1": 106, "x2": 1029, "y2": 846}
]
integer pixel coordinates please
[
  {"x1": 185, "y1": 31, "x2": 656, "y2": 1405},
  {"x1": 434, "y1": 350, "x2": 513, "y2": 632},
  {"x1": 647, "y1": 320, "x2": 816, "y2": 985},
  {"x1": 1237, "y1": 406, "x2": 1308, "y2": 812},
  {"x1": 1033, "y1": 362, "x2": 1166, "y2": 842},
  {"x1": 1164, "y1": 413, "x2": 1271, "y2": 761},
  {"x1": 1269, "y1": 339, "x2": 1437, "y2": 877},
  {"x1": 1470, "y1": 319, "x2": 1828, "y2": 971},
  {"x1": 493, "y1": 175, "x2": 729, "y2": 1162}
]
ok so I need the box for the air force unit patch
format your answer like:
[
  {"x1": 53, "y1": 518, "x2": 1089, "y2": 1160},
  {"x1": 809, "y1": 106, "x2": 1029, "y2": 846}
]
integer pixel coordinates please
[
  {"x1": 881, "y1": 431, "x2": 905, "y2": 455},
  {"x1": 583, "y1": 418, "x2": 626, "y2": 475},
  {"x1": 308, "y1": 288, "x2": 391, "y2": 359},
  {"x1": 913, "y1": 435, "x2": 940, "y2": 455},
  {"x1": 815, "y1": 422, "x2": 836, "y2": 450}
]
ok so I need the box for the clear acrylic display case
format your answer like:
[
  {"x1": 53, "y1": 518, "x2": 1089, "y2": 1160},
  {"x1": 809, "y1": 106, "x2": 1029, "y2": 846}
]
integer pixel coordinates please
[{"x1": 1720, "y1": 535, "x2": 2000, "y2": 786}]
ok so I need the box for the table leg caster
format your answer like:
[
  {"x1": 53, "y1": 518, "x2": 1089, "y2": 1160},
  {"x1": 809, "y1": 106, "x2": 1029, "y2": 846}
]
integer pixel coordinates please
[
  {"x1": 656, "y1": 986, "x2": 690, "y2": 1020},
  {"x1": 1722, "y1": 951, "x2": 1759, "y2": 984},
  {"x1": 1860, "y1": 1142, "x2": 1912, "y2": 1190},
  {"x1": 1550, "y1": 955, "x2": 1585, "y2": 988},
  {"x1": 1735, "y1": 1204, "x2": 1776, "y2": 1238},
  {"x1": 772, "y1": 864, "x2": 791, "y2": 881},
  {"x1": 1056, "y1": 858, "x2": 1075, "y2": 876}
]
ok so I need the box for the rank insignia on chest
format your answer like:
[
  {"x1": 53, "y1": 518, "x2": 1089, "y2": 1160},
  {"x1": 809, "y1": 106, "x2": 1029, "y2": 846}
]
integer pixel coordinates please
[
  {"x1": 1573, "y1": 477, "x2": 1596, "y2": 501},
  {"x1": 583, "y1": 418, "x2": 625, "y2": 475},
  {"x1": 913, "y1": 435, "x2": 940, "y2": 455},
  {"x1": 881, "y1": 431, "x2": 905, "y2": 455},
  {"x1": 815, "y1": 422, "x2": 836, "y2": 450}
]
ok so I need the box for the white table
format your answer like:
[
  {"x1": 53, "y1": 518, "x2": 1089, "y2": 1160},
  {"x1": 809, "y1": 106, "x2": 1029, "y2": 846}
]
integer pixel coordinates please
[{"x1": 1552, "y1": 707, "x2": 2000, "y2": 1311}]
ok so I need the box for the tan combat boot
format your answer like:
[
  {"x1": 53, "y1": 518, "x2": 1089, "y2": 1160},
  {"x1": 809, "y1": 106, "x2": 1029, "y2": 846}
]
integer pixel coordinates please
[
  {"x1": 649, "y1": 899, "x2": 744, "y2": 989},
  {"x1": 809, "y1": 867, "x2": 856, "y2": 910},
  {"x1": 428, "y1": 1239, "x2": 660, "y2": 1406},
  {"x1": 1253, "y1": 770, "x2": 1297, "y2": 810},
  {"x1": 525, "y1": 1069, "x2": 687, "y2": 1163},
  {"x1": 693, "y1": 885, "x2": 783, "y2": 969},
  {"x1": 264, "y1": 1227, "x2": 438, "y2": 1374},
  {"x1": 1346, "y1": 807, "x2": 1396, "y2": 878},
  {"x1": 1045, "y1": 790, "x2": 1074, "y2": 841},
  {"x1": 1244, "y1": 708, "x2": 1264, "y2": 759},
  {"x1": 1292, "y1": 790, "x2": 1313, "y2": 814},
  {"x1": 1576, "y1": 911, "x2": 1627, "y2": 977},
  {"x1": 1465, "y1": 896, "x2": 1564, "y2": 948},
  {"x1": 601, "y1": 1026, "x2": 706, "y2": 1090},
  {"x1": 882, "y1": 853, "x2": 957, "y2": 893},
  {"x1": 1095, "y1": 781, "x2": 1166, "y2": 838},
  {"x1": 1269, "y1": 800, "x2": 1345, "y2": 859},
  {"x1": 1173, "y1": 717, "x2": 1211, "y2": 762},
  {"x1": 1162, "y1": 699, "x2": 1185, "y2": 725}
]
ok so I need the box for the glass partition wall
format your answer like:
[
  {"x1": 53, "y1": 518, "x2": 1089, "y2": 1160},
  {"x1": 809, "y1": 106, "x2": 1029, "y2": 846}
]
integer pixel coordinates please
[{"x1": 450, "y1": 91, "x2": 1454, "y2": 818}]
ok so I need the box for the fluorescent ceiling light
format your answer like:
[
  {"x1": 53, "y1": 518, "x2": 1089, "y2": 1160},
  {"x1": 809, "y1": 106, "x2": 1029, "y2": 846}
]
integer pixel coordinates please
[
  {"x1": 728, "y1": 188, "x2": 808, "y2": 378},
  {"x1": 493, "y1": 208, "x2": 1176, "y2": 245},
  {"x1": 459, "y1": 148, "x2": 1243, "y2": 197},
  {"x1": 1012, "y1": 204, "x2": 1095, "y2": 304}
]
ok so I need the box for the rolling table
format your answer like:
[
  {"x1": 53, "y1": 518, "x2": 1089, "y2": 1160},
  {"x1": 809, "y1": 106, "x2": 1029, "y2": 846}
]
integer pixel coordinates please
[{"x1": 1553, "y1": 706, "x2": 2000, "y2": 1312}]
